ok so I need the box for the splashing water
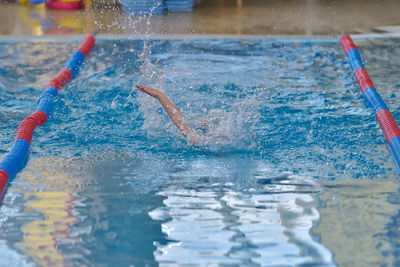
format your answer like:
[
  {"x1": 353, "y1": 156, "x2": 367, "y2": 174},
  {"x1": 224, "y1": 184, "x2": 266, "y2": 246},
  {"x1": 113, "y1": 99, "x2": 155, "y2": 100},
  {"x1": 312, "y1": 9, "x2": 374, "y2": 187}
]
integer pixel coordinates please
[
  {"x1": 189, "y1": 90, "x2": 263, "y2": 149},
  {"x1": 130, "y1": 40, "x2": 265, "y2": 149}
]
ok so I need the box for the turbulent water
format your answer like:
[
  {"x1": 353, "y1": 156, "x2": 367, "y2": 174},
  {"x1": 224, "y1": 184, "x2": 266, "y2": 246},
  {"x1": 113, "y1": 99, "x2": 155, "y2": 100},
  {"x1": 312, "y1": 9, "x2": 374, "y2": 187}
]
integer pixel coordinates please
[{"x1": 1, "y1": 36, "x2": 400, "y2": 266}]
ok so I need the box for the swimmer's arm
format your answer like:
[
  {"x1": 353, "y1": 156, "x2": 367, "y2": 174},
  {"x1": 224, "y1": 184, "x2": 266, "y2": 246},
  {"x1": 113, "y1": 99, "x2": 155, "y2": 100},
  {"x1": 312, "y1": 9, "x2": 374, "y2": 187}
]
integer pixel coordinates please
[{"x1": 135, "y1": 85, "x2": 198, "y2": 144}]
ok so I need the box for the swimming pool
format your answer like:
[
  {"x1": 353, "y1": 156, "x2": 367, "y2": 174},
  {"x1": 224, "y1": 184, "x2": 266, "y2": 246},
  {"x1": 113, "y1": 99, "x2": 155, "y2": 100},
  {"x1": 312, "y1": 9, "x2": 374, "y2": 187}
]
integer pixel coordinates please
[{"x1": 1, "y1": 35, "x2": 400, "y2": 266}]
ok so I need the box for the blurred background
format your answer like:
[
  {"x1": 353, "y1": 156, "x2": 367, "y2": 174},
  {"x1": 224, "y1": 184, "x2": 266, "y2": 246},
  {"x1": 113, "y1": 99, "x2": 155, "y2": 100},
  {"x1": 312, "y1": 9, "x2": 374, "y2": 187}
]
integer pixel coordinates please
[{"x1": 1, "y1": 0, "x2": 400, "y2": 35}]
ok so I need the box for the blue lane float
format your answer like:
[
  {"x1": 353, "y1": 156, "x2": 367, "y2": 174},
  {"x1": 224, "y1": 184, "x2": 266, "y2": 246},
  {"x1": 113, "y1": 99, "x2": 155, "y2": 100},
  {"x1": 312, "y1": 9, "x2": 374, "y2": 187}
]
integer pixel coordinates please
[
  {"x1": 0, "y1": 35, "x2": 96, "y2": 198},
  {"x1": 340, "y1": 34, "x2": 400, "y2": 171},
  {"x1": 64, "y1": 51, "x2": 85, "y2": 79}
]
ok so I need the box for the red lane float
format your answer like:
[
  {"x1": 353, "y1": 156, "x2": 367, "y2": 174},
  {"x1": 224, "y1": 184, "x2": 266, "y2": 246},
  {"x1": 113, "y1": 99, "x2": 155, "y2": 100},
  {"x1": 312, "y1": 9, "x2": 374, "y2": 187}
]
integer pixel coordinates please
[
  {"x1": 375, "y1": 109, "x2": 400, "y2": 144},
  {"x1": 0, "y1": 35, "x2": 95, "y2": 199},
  {"x1": 340, "y1": 34, "x2": 400, "y2": 171},
  {"x1": 77, "y1": 35, "x2": 96, "y2": 57},
  {"x1": 340, "y1": 35, "x2": 357, "y2": 54},
  {"x1": 354, "y1": 68, "x2": 374, "y2": 93},
  {"x1": 15, "y1": 111, "x2": 48, "y2": 145},
  {"x1": 0, "y1": 171, "x2": 8, "y2": 194},
  {"x1": 45, "y1": 69, "x2": 72, "y2": 90}
]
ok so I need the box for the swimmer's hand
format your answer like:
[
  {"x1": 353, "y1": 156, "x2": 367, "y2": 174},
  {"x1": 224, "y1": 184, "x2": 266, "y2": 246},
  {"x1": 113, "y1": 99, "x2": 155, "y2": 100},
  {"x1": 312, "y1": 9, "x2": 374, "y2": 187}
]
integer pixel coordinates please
[{"x1": 135, "y1": 85, "x2": 162, "y2": 98}]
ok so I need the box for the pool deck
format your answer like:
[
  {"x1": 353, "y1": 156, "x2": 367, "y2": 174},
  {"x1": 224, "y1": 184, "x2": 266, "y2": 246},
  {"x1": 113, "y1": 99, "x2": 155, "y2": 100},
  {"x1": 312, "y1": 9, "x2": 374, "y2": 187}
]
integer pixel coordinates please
[{"x1": 1, "y1": 0, "x2": 400, "y2": 36}]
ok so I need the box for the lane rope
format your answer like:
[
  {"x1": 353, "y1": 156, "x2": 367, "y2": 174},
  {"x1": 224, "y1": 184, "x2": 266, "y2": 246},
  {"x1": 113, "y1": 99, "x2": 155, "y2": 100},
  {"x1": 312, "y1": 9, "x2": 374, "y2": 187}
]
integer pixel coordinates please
[
  {"x1": 340, "y1": 34, "x2": 400, "y2": 171},
  {"x1": 0, "y1": 35, "x2": 95, "y2": 198}
]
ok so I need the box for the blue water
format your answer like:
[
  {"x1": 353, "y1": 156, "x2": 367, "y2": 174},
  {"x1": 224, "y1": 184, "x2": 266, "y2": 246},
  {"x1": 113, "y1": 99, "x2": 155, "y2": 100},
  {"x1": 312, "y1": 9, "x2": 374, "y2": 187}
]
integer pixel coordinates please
[{"x1": 1, "y1": 36, "x2": 400, "y2": 266}]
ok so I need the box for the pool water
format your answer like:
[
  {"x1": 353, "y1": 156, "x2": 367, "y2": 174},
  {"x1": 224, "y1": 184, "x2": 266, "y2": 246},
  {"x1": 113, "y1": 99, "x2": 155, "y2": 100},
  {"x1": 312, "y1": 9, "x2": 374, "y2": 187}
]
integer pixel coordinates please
[{"x1": 1, "y1": 36, "x2": 400, "y2": 266}]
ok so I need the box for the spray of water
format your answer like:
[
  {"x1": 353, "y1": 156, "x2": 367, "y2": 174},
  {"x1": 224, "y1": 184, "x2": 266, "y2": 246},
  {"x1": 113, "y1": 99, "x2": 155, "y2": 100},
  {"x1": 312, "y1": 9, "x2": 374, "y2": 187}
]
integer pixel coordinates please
[
  {"x1": 120, "y1": 4, "x2": 171, "y2": 137},
  {"x1": 133, "y1": 42, "x2": 167, "y2": 137},
  {"x1": 195, "y1": 89, "x2": 263, "y2": 150}
]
